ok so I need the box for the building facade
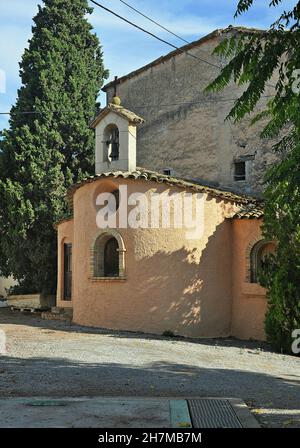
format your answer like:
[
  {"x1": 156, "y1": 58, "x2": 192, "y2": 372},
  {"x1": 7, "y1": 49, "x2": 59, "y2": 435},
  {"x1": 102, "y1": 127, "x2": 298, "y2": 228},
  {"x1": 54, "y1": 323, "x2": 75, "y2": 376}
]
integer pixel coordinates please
[
  {"x1": 103, "y1": 27, "x2": 279, "y2": 197},
  {"x1": 56, "y1": 98, "x2": 275, "y2": 341}
]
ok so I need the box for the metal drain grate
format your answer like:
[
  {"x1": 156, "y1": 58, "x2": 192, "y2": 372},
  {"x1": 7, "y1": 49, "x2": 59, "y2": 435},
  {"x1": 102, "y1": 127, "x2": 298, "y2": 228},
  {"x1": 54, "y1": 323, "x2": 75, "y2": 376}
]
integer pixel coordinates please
[{"x1": 188, "y1": 399, "x2": 242, "y2": 428}]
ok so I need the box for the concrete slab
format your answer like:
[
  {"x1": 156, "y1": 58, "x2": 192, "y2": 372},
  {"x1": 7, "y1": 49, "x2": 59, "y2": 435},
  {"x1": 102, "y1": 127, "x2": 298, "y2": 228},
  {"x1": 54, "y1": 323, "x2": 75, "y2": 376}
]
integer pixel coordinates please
[
  {"x1": 0, "y1": 397, "x2": 259, "y2": 428},
  {"x1": 0, "y1": 397, "x2": 170, "y2": 428},
  {"x1": 227, "y1": 398, "x2": 260, "y2": 428}
]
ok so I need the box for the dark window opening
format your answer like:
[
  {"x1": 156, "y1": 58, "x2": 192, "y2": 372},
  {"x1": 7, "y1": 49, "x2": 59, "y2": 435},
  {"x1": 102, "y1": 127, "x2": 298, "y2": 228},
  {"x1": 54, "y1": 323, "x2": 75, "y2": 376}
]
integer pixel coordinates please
[
  {"x1": 106, "y1": 126, "x2": 119, "y2": 161},
  {"x1": 63, "y1": 243, "x2": 72, "y2": 300},
  {"x1": 250, "y1": 241, "x2": 274, "y2": 284},
  {"x1": 234, "y1": 161, "x2": 246, "y2": 181},
  {"x1": 111, "y1": 189, "x2": 120, "y2": 212},
  {"x1": 104, "y1": 237, "x2": 119, "y2": 277},
  {"x1": 163, "y1": 169, "x2": 171, "y2": 176}
]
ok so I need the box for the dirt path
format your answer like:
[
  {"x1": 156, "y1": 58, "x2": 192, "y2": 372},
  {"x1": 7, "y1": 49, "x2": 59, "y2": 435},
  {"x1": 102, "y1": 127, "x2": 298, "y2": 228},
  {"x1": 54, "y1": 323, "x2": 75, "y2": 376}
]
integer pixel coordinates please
[{"x1": 0, "y1": 308, "x2": 299, "y2": 428}]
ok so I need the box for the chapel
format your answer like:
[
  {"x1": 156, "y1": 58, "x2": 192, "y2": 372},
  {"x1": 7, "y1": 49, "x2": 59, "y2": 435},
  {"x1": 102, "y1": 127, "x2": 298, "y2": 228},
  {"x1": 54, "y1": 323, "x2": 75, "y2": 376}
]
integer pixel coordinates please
[{"x1": 56, "y1": 94, "x2": 275, "y2": 341}]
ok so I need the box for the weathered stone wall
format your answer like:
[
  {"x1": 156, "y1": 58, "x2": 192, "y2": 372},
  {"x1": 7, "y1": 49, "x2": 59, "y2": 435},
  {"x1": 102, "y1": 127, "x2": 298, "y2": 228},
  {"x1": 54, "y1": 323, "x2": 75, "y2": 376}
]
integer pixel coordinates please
[
  {"x1": 0, "y1": 276, "x2": 17, "y2": 298},
  {"x1": 105, "y1": 32, "x2": 279, "y2": 197}
]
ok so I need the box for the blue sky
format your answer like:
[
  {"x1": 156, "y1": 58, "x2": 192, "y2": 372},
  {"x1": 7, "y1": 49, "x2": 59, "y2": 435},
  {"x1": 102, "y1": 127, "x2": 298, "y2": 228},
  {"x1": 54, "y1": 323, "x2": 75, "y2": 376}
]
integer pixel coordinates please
[{"x1": 0, "y1": 0, "x2": 294, "y2": 131}]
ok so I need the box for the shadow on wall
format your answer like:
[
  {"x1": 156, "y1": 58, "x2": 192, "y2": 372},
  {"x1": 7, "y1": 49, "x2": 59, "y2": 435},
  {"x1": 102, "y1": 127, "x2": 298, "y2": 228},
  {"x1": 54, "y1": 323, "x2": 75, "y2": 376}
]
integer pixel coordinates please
[{"x1": 121, "y1": 218, "x2": 232, "y2": 338}]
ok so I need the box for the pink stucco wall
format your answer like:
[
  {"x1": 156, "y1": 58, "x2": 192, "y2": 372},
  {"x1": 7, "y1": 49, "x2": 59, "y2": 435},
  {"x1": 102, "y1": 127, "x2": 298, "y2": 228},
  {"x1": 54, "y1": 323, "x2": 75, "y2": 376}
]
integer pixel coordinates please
[
  {"x1": 56, "y1": 177, "x2": 269, "y2": 340},
  {"x1": 56, "y1": 219, "x2": 74, "y2": 309},
  {"x1": 231, "y1": 219, "x2": 268, "y2": 341}
]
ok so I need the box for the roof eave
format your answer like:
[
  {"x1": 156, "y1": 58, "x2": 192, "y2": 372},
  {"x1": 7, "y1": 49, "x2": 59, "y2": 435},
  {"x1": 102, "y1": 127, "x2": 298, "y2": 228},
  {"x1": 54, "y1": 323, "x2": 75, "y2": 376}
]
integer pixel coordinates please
[
  {"x1": 102, "y1": 26, "x2": 266, "y2": 92},
  {"x1": 66, "y1": 169, "x2": 260, "y2": 210},
  {"x1": 90, "y1": 106, "x2": 145, "y2": 128}
]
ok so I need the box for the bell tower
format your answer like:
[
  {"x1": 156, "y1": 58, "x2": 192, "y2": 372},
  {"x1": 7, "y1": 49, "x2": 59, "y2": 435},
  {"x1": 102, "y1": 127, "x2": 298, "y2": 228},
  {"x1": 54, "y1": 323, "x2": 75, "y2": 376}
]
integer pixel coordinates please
[{"x1": 91, "y1": 81, "x2": 144, "y2": 174}]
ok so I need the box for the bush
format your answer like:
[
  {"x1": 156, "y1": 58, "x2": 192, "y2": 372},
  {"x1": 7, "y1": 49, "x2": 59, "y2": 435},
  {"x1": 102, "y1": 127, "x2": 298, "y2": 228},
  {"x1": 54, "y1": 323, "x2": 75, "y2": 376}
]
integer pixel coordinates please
[
  {"x1": 263, "y1": 253, "x2": 300, "y2": 354},
  {"x1": 162, "y1": 330, "x2": 176, "y2": 338}
]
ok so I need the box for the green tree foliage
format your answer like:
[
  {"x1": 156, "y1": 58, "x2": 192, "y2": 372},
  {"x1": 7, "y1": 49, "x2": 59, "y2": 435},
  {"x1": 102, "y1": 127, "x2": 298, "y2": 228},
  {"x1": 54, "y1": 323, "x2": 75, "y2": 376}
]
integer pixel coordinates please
[
  {"x1": 206, "y1": 1, "x2": 300, "y2": 353},
  {"x1": 0, "y1": 0, "x2": 108, "y2": 294}
]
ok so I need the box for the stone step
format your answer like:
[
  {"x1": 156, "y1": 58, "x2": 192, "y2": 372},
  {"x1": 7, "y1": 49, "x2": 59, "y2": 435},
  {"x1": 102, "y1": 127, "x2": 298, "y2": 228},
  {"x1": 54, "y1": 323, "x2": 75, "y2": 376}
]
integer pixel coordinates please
[
  {"x1": 41, "y1": 307, "x2": 73, "y2": 322},
  {"x1": 11, "y1": 306, "x2": 50, "y2": 314}
]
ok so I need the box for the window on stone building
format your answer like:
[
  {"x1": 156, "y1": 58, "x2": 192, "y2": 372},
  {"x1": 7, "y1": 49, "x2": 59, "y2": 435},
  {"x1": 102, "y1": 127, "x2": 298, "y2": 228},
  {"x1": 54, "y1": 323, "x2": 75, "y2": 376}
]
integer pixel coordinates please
[
  {"x1": 234, "y1": 161, "x2": 246, "y2": 181},
  {"x1": 163, "y1": 168, "x2": 175, "y2": 176}
]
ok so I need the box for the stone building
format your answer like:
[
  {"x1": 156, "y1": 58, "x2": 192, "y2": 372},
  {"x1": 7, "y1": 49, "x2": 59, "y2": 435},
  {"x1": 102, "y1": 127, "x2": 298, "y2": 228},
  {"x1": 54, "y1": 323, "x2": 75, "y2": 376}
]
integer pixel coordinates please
[
  {"x1": 55, "y1": 94, "x2": 275, "y2": 341},
  {"x1": 103, "y1": 26, "x2": 279, "y2": 197}
]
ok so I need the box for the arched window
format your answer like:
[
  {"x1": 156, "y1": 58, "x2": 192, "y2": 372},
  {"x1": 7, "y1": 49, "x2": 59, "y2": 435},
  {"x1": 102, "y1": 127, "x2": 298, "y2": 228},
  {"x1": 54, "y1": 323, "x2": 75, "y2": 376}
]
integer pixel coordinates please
[
  {"x1": 104, "y1": 237, "x2": 119, "y2": 277},
  {"x1": 91, "y1": 230, "x2": 126, "y2": 279},
  {"x1": 250, "y1": 240, "x2": 275, "y2": 284},
  {"x1": 103, "y1": 124, "x2": 119, "y2": 162}
]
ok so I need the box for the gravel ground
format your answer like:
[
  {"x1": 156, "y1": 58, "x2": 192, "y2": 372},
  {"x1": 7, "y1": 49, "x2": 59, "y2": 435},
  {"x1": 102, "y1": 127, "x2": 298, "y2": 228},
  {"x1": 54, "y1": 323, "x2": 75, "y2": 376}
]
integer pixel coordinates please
[{"x1": 0, "y1": 308, "x2": 299, "y2": 428}]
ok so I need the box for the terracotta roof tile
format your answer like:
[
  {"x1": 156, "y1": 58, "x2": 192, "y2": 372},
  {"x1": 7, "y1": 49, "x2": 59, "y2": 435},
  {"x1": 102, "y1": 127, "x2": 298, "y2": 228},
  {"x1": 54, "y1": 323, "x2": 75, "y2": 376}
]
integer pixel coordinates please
[
  {"x1": 67, "y1": 168, "x2": 261, "y2": 207},
  {"x1": 91, "y1": 103, "x2": 145, "y2": 128},
  {"x1": 233, "y1": 204, "x2": 264, "y2": 219}
]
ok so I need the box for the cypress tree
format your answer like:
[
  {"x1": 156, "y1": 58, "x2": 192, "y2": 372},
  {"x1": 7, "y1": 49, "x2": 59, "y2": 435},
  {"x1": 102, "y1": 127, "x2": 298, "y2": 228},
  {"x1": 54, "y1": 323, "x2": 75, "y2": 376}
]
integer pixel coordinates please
[{"x1": 0, "y1": 0, "x2": 108, "y2": 294}]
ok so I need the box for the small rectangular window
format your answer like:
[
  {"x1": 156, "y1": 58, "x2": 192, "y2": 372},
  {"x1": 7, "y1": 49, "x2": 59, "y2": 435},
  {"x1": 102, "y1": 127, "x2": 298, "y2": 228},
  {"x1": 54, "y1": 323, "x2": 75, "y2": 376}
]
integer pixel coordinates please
[{"x1": 234, "y1": 161, "x2": 246, "y2": 181}]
